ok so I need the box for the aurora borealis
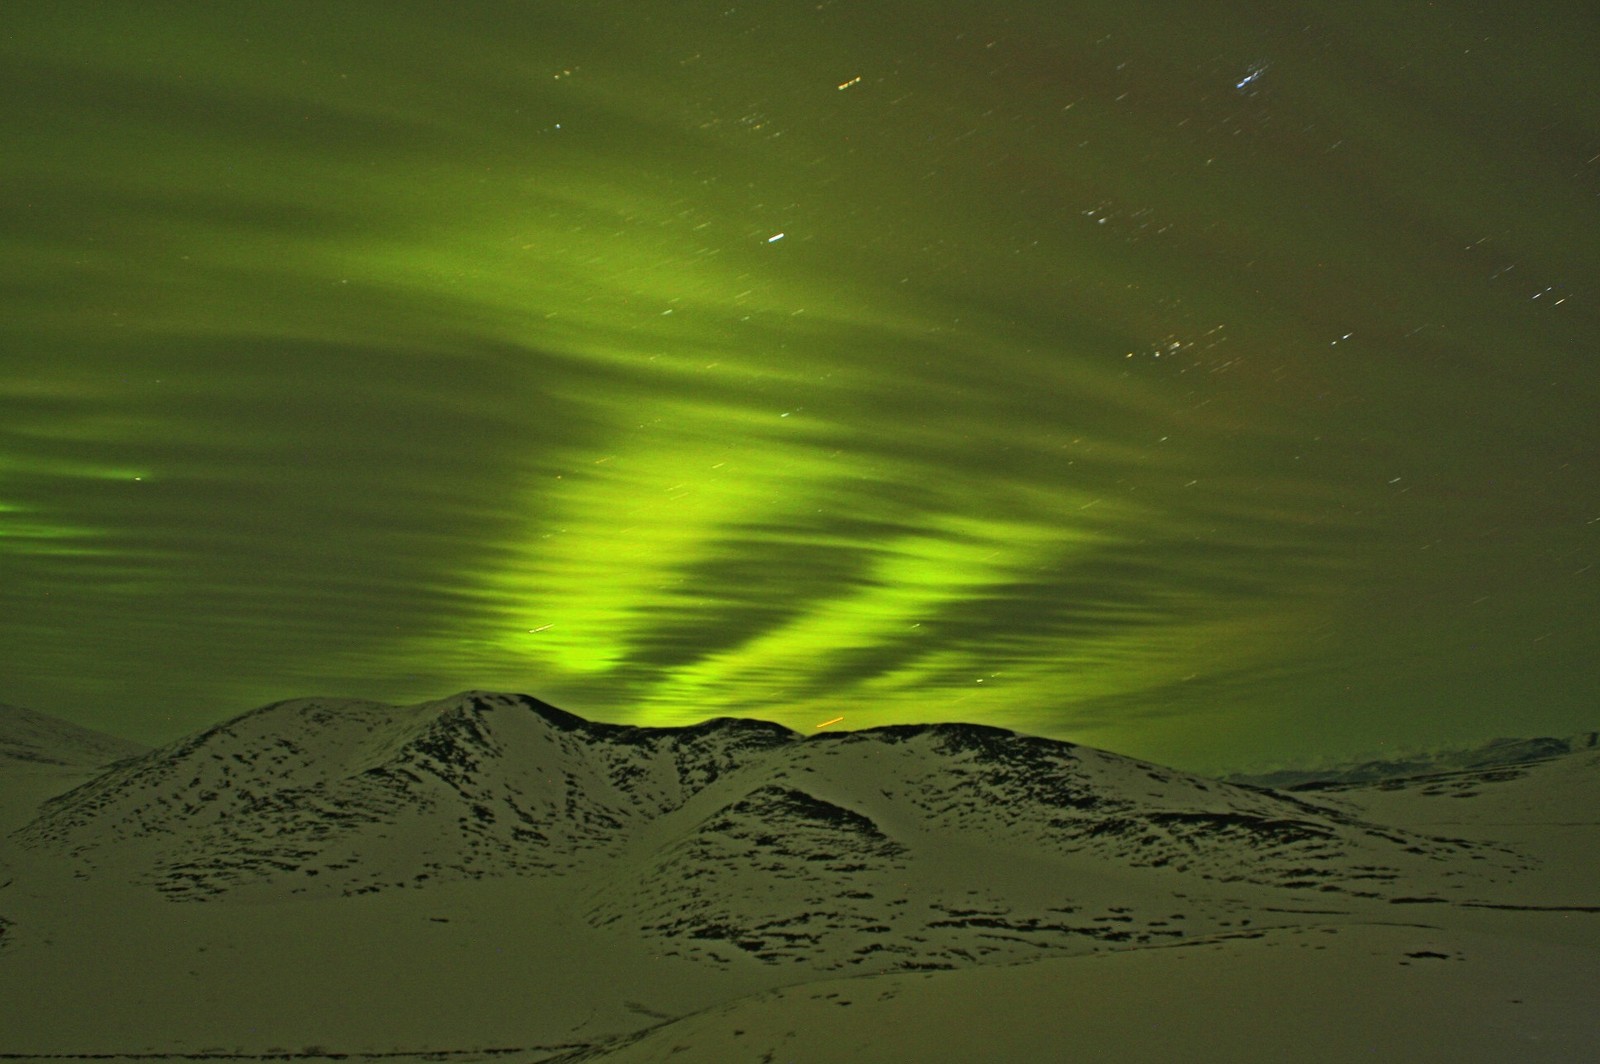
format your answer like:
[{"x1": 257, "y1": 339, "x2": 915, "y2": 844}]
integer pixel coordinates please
[{"x1": 3, "y1": 1, "x2": 1597, "y2": 771}]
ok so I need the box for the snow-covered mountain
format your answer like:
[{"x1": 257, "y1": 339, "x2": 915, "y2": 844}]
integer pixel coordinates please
[
  {"x1": 2, "y1": 692, "x2": 1596, "y2": 1062},
  {"x1": 13, "y1": 691, "x2": 1515, "y2": 915},
  {"x1": 11, "y1": 692, "x2": 797, "y2": 898}
]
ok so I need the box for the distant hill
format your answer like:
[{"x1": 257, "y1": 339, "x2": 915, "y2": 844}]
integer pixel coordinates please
[
  {"x1": 1222, "y1": 732, "x2": 1600, "y2": 790},
  {"x1": 0, "y1": 704, "x2": 151, "y2": 834},
  {"x1": 0, "y1": 703, "x2": 149, "y2": 769}
]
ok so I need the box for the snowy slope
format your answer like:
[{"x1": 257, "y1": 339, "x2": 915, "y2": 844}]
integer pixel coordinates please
[
  {"x1": 1, "y1": 692, "x2": 1596, "y2": 1061},
  {"x1": 0, "y1": 702, "x2": 148, "y2": 835},
  {"x1": 583, "y1": 721, "x2": 1524, "y2": 973},
  {"x1": 1307, "y1": 745, "x2": 1600, "y2": 910},
  {"x1": 585, "y1": 922, "x2": 1600, "y2": 1064}
]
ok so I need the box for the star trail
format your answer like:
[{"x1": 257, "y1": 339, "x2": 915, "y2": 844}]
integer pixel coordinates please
[{"x1": 3, "y1": 1, "x2": 1596, "y2": 771}]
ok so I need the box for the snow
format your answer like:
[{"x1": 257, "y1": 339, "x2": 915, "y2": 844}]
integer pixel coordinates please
[
  {"x1": 592, "y1": 922, "x2": 1600, "y2": 1063},
  {"x1": 0, "y1": 701, "x2": 148, "y2": 834},
  {"x1": 1, "y1": 690, "x2": 1596, "y2": 1061}
]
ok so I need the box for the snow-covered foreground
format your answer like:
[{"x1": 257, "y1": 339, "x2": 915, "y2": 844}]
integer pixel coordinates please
[
  {"x1": 592, "y1": 921, "x2": 1600, "y2": 1063},
  {"x1": 2, "y1": 692, "x2": 1596, "y2": 1062}
]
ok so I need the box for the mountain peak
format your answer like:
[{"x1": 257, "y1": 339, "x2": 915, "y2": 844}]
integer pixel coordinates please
[{"x1": 439, "y1": 690, "x2": 798, "y2": 746}]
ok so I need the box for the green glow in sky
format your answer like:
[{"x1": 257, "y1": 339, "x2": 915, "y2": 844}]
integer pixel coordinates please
[{"x1": 3, "y1": 1, "x2": 1597, "y2": 771}]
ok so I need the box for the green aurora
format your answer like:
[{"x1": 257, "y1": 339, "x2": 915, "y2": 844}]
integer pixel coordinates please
[{"x1": 3, "y1": 1, "x2": 1597, "y2": 772}]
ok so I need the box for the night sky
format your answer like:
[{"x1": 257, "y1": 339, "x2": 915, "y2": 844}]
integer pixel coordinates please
[{"x1": 4, "y1": 1, "x2": 1597, "y2": 773}]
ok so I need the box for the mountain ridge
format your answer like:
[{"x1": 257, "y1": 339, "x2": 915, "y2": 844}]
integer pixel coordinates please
[
  {"x1": 11, "y1": 692, "x2": 1521, "y2": 917},
  {"x1": 2, "y1": 691, "x2": 1596, "y2": 1060},
  {"x1": 1223, "y1": 731, "x2": 1600, "y2": 790}
]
